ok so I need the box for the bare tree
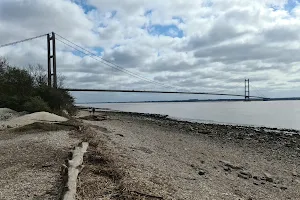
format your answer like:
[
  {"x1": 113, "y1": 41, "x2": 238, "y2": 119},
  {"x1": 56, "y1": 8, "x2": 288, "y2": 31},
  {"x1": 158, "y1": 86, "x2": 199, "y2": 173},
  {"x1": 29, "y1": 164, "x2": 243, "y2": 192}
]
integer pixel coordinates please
[
  {"x1": 0, "y1": 57, "x2": 8, "y2": 74},
  {"x1": 27, "y1": 64, "x2": 47, "y2": 86},
  {"x1": 57, "y1": 73, "x2": 66, "y2": 88}
]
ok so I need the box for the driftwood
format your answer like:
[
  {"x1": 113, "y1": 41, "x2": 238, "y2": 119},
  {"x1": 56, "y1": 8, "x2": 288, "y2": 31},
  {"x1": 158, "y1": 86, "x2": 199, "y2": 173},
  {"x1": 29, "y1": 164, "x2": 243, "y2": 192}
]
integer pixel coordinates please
[{"x1": 63, "y1": 142, "x2": 89, "y2": 200}]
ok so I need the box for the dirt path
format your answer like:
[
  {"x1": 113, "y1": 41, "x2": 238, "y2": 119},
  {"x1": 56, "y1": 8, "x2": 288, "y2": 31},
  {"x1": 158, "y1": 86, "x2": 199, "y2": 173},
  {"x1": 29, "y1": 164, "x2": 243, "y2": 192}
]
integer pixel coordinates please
[{"x1": 77, "y1": 110, "x2": 300, "y2": 200}]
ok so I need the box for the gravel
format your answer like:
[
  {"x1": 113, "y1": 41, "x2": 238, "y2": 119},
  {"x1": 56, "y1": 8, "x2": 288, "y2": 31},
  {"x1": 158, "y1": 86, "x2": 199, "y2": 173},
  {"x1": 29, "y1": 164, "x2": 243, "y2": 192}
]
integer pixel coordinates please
[{"x1": 78, "y1": 110, "x2": 300, "y2": 200}]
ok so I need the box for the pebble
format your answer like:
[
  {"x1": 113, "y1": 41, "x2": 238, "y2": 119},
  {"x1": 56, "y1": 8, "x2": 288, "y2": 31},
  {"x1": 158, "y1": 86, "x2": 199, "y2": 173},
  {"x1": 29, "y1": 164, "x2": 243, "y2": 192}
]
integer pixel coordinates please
[
  {"x1": 263, "y1": 172, "x2": 274, "y2": 183},
  {"x1": 238, "y1": 173, "x2": 249, "y2": 179},
  {"x1": 292, "y1": 170, "x2": 298, "y2": 177},
  {"x1": 280, "y1": 186, "x2": 288, "y2": 190},
  {"x1": 239, "y1": 171, "x2": 252, "y2": 178},
  {"x1": 198, "y1": 169, "x2": 206, "y2": 176},
  {"x1": 220, "y1": 160, "x2": 242, "y2": 170},
  {"x1": 223, "y1": 166, "x2": 231, "y2": 172}
]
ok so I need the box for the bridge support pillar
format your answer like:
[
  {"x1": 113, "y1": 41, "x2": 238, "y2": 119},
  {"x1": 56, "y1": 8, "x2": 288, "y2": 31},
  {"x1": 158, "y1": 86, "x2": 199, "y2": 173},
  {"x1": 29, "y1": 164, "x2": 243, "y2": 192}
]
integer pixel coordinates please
[
  {"x1": 245, "y1": 79, "x2": 250, "y2": 101},
  {"x1": 47, "y1": 32, "x2": 57, "y2": 88}
]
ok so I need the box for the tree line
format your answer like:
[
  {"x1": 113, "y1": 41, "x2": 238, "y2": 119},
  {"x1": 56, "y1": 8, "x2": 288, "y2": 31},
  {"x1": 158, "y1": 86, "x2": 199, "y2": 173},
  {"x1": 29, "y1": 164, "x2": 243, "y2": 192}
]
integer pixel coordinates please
[{"x1": 0, "y1": 57, "x2": 76, "y2": 115}]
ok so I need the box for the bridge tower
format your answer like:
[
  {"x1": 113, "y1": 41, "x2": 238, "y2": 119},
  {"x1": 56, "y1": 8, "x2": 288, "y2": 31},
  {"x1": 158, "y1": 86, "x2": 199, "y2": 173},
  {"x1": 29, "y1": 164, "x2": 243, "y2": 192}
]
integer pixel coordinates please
[
  {"x1": 245, "y1": 79, "x2": 250, "y2": 101},
  {"x1": 47, "y1": 32, "x2": 57, "y2": 88}
]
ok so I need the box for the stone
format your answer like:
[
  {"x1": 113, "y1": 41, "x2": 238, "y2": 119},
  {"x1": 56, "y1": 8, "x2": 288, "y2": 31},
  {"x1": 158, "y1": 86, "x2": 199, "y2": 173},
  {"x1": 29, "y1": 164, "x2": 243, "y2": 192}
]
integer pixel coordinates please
[
  {"x1": 223, "y1": 166, "x2": 231, "y2": 172},
  {"x1": 239, "y1": 171, "x2": 252, "y2": 179},
  {"x1": 263, "y1": 172, "x2": 274, "y2": 183},
  {"x1": 238, "y1": 173, "x2": 249, "y2": 179},
  {"x1": 220, "y1": 160, "x2": 242, "y2": 170},
  {"x1": 253, "y1": 176, "x2": 259, "y2": 180},
  {"x1": 280, "y1": 186, "x2": 288, "y2": 190},
  {"x1": 292, "y1": 170, "x2": 298, "y2": 177},
  {"x1": 198, "y1": 170, "x2": 206, "y2": 176}
]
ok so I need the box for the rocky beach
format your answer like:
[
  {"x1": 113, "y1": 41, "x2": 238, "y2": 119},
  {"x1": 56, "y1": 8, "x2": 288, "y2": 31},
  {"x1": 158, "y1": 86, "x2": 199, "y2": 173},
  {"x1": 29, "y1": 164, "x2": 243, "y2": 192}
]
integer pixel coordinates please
[
  {"x1": 0, "y1": 108, "x2": 299, "y2": 199},
  {"x1": 75, "y1": 109, "x2": 300, "y2": 200}
]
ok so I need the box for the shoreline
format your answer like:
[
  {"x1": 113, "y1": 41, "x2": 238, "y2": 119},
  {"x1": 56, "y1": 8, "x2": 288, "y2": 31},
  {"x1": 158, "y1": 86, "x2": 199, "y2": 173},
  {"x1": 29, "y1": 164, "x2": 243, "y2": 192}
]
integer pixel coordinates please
[
  {"x1": 1, "y1": 108, "x2": 300, "y2": 199},
  {"x1": 78, "y1": 106, "x2": 300, "y2": 134},
  {"x1": 77, "y1": 109, "x2": 300, "y2": 199}
]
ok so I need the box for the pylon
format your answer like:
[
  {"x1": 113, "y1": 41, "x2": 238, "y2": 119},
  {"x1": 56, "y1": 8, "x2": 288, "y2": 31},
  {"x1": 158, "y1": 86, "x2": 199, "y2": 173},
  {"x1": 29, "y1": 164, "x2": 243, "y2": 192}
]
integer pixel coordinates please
[
  {"x1": 47, "y1": 32, "x2": 57, "y2": 88},
  {"x1": 245, "y1": 79, "x2": 250, "y2": 101}
]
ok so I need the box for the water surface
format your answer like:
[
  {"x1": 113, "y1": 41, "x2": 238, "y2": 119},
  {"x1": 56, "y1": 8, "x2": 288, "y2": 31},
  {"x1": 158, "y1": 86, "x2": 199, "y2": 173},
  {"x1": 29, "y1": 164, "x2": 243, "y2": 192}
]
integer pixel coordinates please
[{"x1": 82, "y1": 101, "x2": 300, "y2": 130}]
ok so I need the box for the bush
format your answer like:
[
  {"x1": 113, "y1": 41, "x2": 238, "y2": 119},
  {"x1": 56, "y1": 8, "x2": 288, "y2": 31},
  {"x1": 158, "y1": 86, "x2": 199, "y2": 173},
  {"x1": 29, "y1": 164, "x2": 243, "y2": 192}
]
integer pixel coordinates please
[
  {"x1": 0, "y1": 95, "x2": 25, "y2": 112},
  {"x1": 0, "y1": 57, "x2": 76, "y2": 114},
  {"x1": 23, "y1": 96, "x2": 51, "y2": 113},
  {"x1": 34, "y1": 85, "x2": 76, "y2": 115}
]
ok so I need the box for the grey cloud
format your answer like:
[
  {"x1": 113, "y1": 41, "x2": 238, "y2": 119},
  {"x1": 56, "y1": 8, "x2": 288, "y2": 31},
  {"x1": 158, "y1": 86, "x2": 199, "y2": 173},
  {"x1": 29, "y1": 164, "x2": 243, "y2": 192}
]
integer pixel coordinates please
[
  {"x1": 288, "y1": 78, "x2": 300, "y2": 83},
  {"x1": 103, "y1": 46, "x2": 152, "y2": 69},
  {"x1": 144, "y1": 60, "x2": 197, "y2": 73},
  {"x1": 0, "y1": 0, "x2": 98, "y2": 46},
  {"x1": 228, "y1": 76, "x2": 269, "y2": 83},
  {"x1": 186, "y1": 22, "x2": 247, "y2": 50},
  {"x1": 194, "y1": 42, "x2": 300, "y2": 68},
  {"x1": 263, "y1": 26, "x2": 300, "y2": 42}
]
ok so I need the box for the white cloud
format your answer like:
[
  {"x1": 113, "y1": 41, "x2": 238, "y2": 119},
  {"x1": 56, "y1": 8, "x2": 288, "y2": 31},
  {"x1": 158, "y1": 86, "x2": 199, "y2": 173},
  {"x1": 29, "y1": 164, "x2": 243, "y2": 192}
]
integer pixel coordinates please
[{"x1": 1, "y1": 0, "x2": 300, "y2": 102}]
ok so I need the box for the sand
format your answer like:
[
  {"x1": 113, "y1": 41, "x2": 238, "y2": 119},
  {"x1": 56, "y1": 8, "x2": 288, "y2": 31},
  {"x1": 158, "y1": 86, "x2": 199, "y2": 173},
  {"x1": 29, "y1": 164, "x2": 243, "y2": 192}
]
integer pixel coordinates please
[{"x1": 0, "y1": 111, "x2": 68, "y2": 130}]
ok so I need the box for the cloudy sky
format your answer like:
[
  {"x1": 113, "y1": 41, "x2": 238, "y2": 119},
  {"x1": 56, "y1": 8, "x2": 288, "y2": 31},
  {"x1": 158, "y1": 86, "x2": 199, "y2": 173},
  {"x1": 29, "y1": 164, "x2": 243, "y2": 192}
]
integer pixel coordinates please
[{"x1": 1, "y1": 0, "x2": 300, "y2": 102}]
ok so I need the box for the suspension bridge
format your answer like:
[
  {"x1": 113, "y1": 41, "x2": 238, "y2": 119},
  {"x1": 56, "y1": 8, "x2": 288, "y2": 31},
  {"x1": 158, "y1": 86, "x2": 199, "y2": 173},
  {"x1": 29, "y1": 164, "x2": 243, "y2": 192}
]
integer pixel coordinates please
[{"x1": 0, "y1": 32, "x2": 267, "y2": 101}]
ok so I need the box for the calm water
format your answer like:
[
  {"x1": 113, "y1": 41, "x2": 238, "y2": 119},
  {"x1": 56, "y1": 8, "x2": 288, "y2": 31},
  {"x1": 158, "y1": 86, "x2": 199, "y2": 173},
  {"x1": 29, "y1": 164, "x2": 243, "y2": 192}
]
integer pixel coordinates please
[{"x1": 82, "y1": 101, "x2": 300, "y2": 130}]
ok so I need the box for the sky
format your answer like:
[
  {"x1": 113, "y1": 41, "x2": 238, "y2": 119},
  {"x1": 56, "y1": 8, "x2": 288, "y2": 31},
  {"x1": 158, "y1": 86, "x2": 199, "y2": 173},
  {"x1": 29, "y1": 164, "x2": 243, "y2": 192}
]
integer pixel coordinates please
[{"x1": 1, "y1": 0, "x2": 300, "y2": 103}]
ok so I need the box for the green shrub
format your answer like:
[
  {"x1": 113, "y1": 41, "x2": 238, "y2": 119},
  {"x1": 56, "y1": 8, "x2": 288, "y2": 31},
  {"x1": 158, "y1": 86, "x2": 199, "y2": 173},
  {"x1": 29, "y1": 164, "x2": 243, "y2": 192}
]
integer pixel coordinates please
[
  {"x1": 0, "y1": 57, "x2": 76, "y2": 114},
  {"x1": 0, "y1": 95, "x2": 25, "y2": 112},
  {"x1": 23, "y1": 96, "x2": 51, "y2": 113}
]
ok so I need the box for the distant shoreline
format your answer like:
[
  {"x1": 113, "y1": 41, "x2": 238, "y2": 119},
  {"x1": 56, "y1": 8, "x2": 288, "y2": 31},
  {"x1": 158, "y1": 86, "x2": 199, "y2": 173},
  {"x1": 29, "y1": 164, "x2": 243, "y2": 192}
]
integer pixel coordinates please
[{"x1": 76, "y1": 97, "x2": 300, "y2": 104}]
